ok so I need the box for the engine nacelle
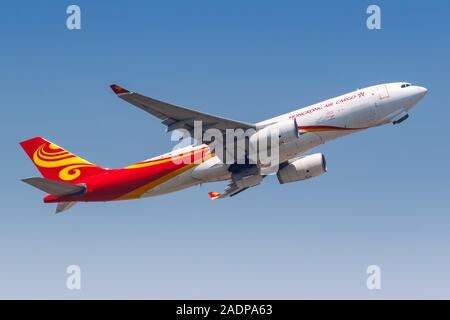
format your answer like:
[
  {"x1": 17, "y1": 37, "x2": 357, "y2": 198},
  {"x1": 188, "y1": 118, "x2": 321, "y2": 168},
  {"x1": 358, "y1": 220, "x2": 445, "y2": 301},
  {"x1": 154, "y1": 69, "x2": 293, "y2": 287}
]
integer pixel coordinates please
[
  {"x1": 251, "y1": 119, "x2": 299, "y2": 147},
  {"x1": 277, "y1": 153, "x2": 327, "y2": 184}
]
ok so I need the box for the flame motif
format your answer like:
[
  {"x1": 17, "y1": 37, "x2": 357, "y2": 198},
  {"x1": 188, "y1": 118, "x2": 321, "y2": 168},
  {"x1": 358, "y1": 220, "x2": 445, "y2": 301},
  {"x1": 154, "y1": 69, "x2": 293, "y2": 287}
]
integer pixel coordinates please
[{"x1": 32, "y1": 143, "x2": 95, "y2": 181}]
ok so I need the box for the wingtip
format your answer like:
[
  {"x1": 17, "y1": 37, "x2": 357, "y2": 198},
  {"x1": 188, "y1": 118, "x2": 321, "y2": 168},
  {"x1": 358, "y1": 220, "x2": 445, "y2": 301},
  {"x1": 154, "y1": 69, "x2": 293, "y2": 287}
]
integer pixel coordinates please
[
  {"x1": 110, "y1": 84, "x2": 130, "y2": 95},
  {"x1": 208, "y1": 192, "x2": 221, "y2": 200}
]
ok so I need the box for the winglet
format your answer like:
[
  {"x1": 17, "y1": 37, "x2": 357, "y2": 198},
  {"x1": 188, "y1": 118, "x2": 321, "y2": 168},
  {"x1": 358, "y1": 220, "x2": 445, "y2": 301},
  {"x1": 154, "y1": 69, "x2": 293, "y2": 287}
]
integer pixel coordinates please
[
  {"x1": 208, "y1": 191, "x2": 221, "y2": 200},
  {"x1": 110, "y1": 84, "x2": 130, "y2": 95}
]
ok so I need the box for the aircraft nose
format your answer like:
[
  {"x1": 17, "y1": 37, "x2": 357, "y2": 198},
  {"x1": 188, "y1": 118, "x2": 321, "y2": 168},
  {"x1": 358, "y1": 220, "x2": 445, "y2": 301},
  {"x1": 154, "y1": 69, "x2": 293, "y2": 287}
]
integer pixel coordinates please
[{"x1": 416, "y1": 86, "x2": 428, "y2": 99}]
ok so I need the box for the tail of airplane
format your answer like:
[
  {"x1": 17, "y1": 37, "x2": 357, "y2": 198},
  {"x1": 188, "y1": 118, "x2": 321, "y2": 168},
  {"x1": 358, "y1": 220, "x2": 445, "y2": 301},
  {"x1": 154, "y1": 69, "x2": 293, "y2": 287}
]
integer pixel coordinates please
[
  {"x1": 19, "y1": 137, "x2": 108, "y2": 183},
  {"x1": 20, "y1": 137, "x2": 109, "y2": 213},
  {"x1": 21, "y1": 177, "x2": 84, "y2": 213}
]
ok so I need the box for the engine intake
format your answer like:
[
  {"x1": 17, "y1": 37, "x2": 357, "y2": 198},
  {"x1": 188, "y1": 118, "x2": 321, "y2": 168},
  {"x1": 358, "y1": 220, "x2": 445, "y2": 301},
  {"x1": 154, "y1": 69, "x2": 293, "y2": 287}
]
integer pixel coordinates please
[{"x1": 277, "y1": 153, "x2": 327, "y2": 184}]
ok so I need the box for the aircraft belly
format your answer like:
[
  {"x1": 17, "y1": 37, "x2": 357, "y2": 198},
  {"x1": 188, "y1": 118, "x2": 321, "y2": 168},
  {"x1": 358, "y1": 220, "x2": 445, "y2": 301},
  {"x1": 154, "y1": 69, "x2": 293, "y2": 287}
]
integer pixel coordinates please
[
  {"x1": 314, "y1": 130, "x2": 352, "y2": 144},
  {"x1": 191, "y1": 156, "x2": 230, "y2": 182},
  {"x1": 141, "y1": 167, "x2": 202, "y2": 197}
]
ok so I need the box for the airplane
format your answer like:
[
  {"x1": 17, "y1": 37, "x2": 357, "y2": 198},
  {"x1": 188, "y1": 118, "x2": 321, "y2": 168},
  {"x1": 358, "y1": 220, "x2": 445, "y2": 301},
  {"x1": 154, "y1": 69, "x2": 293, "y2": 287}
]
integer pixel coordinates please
[{"x1": 20, "y1": 82, "x2": 427, "y2": 213}]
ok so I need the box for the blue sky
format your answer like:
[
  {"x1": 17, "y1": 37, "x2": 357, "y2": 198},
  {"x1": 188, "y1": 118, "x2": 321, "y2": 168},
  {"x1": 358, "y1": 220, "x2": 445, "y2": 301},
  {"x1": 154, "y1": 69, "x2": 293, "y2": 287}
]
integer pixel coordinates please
[{"x1": 0, "y1": 0, "x2": 449, "y2": 299}]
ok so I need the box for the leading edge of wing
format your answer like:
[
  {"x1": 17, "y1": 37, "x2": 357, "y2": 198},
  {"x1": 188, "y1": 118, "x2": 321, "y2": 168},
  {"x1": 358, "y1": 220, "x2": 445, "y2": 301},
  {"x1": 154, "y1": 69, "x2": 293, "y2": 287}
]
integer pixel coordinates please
[{"x1": 109, "y1": 84, "x2": 256, "y2": 132}]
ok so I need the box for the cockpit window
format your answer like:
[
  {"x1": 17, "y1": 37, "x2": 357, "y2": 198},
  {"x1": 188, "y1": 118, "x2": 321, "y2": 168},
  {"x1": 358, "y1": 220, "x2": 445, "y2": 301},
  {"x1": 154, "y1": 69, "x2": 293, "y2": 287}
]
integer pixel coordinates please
[{"x1": 401, "y1": 83, "x2": 411, "y2": 88}]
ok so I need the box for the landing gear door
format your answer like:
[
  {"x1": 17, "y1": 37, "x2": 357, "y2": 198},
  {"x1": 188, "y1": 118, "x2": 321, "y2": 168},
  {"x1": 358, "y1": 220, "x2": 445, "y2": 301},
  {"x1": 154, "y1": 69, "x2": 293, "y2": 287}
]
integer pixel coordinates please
[{"x1": 377, "y1": 85, "x2": 389, "y2": 100}]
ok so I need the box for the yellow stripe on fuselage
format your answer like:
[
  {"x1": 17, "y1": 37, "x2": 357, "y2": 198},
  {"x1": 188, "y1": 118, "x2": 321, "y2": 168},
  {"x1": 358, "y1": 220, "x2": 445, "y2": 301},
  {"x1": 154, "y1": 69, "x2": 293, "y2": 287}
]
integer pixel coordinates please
[
  {"x1": 116, "y1": 152, "x2": 215, "y2": 200},
  {"x1": 124, "y1": 148, "x2": 209, "y2": 169},
  {"x1": 115, "y1": 163, "x2": 197, "y2": 200}
]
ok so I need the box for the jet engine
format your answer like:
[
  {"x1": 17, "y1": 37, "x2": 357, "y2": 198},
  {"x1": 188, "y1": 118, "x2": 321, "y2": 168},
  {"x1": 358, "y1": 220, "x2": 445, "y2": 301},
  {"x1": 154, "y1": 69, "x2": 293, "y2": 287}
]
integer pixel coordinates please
[
  {"x1": 277, "y1": 153, "x2": 327, "y2": 184},
  {"x1": 250, "y1": 119, "x2": 299, "y2": 147}
]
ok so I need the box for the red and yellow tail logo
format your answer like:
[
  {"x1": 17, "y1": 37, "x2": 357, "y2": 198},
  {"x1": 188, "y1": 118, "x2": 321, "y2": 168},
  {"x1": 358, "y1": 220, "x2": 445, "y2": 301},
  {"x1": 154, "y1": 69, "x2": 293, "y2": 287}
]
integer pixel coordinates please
[{"x1": 20, "y1": 137, "x2": 107, "y2": 183}]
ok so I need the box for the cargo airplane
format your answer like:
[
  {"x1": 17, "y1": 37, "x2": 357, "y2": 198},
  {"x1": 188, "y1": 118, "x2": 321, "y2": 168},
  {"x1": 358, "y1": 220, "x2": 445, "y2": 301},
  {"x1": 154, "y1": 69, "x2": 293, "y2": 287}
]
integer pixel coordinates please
[{"x1": 20, "y1": 82, "x2": 427, "y2": 212}]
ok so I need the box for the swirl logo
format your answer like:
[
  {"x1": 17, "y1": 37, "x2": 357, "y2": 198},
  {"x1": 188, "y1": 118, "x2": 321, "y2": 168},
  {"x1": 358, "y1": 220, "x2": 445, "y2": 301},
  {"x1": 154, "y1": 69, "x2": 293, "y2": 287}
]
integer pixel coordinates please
[{"x1": 32, "y1": 143, "x2": 95, "y2": 181}]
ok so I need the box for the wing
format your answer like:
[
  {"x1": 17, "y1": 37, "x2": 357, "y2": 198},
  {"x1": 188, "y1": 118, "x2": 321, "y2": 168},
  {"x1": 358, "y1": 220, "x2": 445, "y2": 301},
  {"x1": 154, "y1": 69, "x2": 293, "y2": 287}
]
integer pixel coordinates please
[{"x1": 110, "y1": 84, "x2": 255, "y2": 135}]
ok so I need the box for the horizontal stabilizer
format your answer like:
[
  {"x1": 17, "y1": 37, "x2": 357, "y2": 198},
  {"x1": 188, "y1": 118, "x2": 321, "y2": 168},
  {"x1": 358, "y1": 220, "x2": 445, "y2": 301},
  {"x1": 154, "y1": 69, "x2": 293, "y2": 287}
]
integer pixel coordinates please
[{"x1": 22, "y1": 177, "x2": 85, "y2": 196}]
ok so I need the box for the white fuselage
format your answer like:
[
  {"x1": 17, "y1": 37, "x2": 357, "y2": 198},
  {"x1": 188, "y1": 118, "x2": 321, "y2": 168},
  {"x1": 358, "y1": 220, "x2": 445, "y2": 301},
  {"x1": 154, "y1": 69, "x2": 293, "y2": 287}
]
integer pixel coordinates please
[{"x1": 143, "y1": 82, "x2": 427, "y2": 197}]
